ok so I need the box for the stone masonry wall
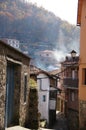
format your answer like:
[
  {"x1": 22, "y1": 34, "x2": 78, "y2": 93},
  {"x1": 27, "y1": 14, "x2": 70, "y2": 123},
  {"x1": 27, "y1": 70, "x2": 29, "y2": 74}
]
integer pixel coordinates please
[
  {"x1": 67, "y1": 109, "x2": 79, "y2": 130},
  {"x1": 79, "y1": 100, "x2": 86, "y2": 129},
  {"x1": 0, "y1": 42, "x2": 30, "y2": 130},
  {"x1": 0, "y1": 54, "x2": 6, "y2": 130},
  {"x1": 19, "y1": 64, "x2": 30, "y2": 126}
]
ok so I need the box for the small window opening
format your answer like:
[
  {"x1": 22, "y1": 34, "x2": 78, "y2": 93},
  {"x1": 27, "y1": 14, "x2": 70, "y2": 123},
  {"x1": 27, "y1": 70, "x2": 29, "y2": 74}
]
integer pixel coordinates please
[
  {"x1": 43, "y1": 95, "x2": 46, "y2": 102},
  {"x1": 24, "y1": 74, "x2": 27, "y2": 102},
  {"x1": 82, "y1": 68, "x2": 86, "y2": 85}
]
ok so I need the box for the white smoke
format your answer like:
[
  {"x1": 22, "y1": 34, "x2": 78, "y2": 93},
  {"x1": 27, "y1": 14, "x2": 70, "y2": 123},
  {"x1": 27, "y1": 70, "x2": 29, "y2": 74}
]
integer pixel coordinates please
[{"x1": 53, "y1": 50, "x2": 66, "y2": 62}]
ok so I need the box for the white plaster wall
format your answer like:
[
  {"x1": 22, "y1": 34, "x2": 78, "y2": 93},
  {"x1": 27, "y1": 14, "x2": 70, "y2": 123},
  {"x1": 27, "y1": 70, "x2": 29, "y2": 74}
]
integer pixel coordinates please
[
  {"x1": 37, "y1": 73, "x2": 50, "y2": 90},
  {"x1": 38, "y1": 91, "x2": 49, "y2": 123},
  {"x1": 37, "y1": 73, "x2": 50, "y2": 123}
]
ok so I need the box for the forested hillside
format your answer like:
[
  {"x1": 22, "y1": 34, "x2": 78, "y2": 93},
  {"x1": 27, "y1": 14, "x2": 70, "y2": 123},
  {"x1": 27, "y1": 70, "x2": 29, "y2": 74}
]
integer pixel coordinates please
[{"x1": 0, "y1": 0, "x2": 80, "y2": 70}]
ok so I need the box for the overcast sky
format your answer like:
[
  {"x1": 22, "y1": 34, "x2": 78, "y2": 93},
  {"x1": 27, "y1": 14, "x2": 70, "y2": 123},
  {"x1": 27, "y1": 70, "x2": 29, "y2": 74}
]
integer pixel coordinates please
[{"x1": 28, "y1": 0, "x2": 78, "y2": 25}]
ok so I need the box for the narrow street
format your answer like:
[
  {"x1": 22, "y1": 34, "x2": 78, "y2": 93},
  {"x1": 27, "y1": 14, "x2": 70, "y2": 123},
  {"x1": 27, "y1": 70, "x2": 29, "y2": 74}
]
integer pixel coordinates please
[
  {"x1": 6, "y1": 111, "x2": 69, "y2": 130},
  {"x1": 52, "y1": 111, "x2": 69, "y2": 130}
]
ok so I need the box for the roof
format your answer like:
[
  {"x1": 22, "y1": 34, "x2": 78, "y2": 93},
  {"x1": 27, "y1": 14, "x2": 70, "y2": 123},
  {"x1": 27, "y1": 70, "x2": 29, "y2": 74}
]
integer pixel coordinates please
[
  {"x1": 30, "y1": 65, "x2": 59, "y2": 79},
  {"x1": 30, "y1": 65, "x2": 52, "y2": 76},
  {"x1": 49, "y1": 69, "x2": 61, "y2": 75},
  {"x1": 77, "y1": 0, "x2": 83, "y2": 25},
  {"x1": 0, "y1": 40, "x2": 31, "y2": 59}
]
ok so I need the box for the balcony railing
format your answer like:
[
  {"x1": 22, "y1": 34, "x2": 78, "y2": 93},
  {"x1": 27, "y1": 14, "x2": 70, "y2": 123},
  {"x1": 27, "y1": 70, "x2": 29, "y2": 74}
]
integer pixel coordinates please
[{"x1": 63, "y1": 78, "x2": 78, "y2": 88}]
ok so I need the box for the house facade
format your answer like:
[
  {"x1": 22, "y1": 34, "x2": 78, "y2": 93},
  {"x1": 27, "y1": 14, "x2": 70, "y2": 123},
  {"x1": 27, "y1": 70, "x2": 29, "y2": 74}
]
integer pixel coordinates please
[
  {"x1": 60, "y1": 55, "x2": 79, "y2": 130},
  {"x1": 37, "y1": 72, "x2": 57, "y2": 127},
  {"x1": 30, "y1": 65, "x2": 57, "y2": 127},
  {"x1": 0, "y1": 41, "x2": 30, "y2": 130},
  {"x1": 77, "y1": 0, "x2": 86, "y2": 129},
  {"x1": 37, "y1": 73, "x2": 50, "y2": 123},
  {"x1": 49, "y1": 69, "x2": 65, "y2": 113},
  {"x1": 1, "y1": 38, "x2": 20, "y2": 49}
]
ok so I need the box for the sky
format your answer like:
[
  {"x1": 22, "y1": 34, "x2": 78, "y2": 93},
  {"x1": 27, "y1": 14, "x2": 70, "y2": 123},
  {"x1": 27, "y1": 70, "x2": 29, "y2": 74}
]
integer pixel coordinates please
[{"x1": 28, "y1": 0, "x2": 78, "y2": 25}]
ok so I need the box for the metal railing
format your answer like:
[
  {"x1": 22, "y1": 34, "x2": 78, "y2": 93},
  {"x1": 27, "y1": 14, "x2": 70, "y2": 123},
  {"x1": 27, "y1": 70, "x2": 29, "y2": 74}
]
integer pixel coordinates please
[{"x1": 63, "y1": 78, "x2": 78, "y2": 88}]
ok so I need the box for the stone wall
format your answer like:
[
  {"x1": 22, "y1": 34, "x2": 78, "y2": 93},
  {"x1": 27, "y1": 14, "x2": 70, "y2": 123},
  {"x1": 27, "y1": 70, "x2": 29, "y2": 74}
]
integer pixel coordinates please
[
  {"x1": 79, "y1": 100, "x2": 86, "y2": 129},
  {"x1": 0, "y1": 41, "x2": 30, "y2": 130},
  {"x1": 0, "y1": 55, "x2": 6, "y2": 130},
  {"x1": 19, "y1": 64, "x2": 30, "y2": 126},
  {"x1": 67, "y1": 109, "x2": 79, "y2": 130}
]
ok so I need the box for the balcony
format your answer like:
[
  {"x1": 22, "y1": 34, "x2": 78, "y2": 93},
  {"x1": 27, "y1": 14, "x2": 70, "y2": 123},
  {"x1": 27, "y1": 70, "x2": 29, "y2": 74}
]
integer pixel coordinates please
[{"x1": 63, "y1": 78, "x2": 79, "y2": 88}]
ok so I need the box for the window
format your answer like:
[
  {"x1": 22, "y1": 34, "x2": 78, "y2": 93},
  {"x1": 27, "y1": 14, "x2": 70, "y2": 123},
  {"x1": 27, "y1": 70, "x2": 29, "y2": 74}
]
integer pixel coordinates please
[
  {"x1": 50, "y1": 91, "x2": 57, "y2": 99},
  {"x1": 70, "y1": 92, "x2": 75, "y2": 101},
  {"x1": 24, "y1": 74, "x2": 27, "y2": 103},
  {"x1": 82, "y1": 68, "x2": 86, "y2": 85},
  {"x1": 72, "y1": 70, "x2": 75, "y2": 79},
  {"x1": 43, "y1": 95, "x2": 46, "y2": 102},
  {"x1": 71, "y1": 92, "x2": 75, "y2": 101}
]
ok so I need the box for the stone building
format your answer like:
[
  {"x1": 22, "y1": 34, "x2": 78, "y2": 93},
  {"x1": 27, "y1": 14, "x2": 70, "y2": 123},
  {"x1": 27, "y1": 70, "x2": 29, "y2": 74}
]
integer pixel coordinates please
[
  {"x1": 77, "y1": 0, "x2": 86, "y2": 129},
  {"x1": 60, "y1": 55, "x2": 79, "y2": 130},
  {"x1": 0, "y1": 40, "x2": 30, "y2": 130}
]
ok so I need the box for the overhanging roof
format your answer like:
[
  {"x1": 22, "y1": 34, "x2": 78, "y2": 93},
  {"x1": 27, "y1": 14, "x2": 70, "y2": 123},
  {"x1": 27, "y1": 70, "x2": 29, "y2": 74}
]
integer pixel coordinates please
[{"x1": 77, "y1": 0, "x2": 83, "y2": 25}]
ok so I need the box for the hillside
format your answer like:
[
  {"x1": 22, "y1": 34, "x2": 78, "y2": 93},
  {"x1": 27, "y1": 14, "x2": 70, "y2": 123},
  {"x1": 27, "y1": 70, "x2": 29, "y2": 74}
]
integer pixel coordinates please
[{"x1": 0, "y1": 0, "x2": 80, "y2": 70}]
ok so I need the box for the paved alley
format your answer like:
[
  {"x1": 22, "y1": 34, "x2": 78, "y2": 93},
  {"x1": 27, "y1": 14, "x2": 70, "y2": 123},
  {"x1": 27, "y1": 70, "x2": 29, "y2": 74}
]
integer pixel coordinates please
[
  {"x1": 6, "y1": 111, "x2": 69, "y2": 130},
  {"x1": 52, "y1": 111, "x2": 69, "y2": 130}
]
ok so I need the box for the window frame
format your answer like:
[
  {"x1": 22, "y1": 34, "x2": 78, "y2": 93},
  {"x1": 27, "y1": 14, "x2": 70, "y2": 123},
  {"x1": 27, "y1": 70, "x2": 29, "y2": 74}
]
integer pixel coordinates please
[
  {"x1": 43, "y1": 95, "x2": 46, "y2": 102},
  {"x1": 24, "y1": 73, "x2": 27, "y2": 103},
  {"x1": 71, "y1": 92, "x2": 75, "y2": 101},
  {"x1": 82, "y1": 68, "x2": 86, "y2": 85}
]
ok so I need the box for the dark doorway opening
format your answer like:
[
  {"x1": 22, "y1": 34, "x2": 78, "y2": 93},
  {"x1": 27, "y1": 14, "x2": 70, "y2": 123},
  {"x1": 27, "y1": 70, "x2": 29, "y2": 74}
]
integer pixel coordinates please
[{"x1": 5, "y1": 61, "x2": 21, "y2": 128}]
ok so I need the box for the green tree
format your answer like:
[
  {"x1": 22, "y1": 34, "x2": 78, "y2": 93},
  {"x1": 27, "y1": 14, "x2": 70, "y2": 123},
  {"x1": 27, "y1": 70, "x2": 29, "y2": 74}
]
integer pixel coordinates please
[{"x1": 29, "y1": 78, "x2": 37, "y2": 88}]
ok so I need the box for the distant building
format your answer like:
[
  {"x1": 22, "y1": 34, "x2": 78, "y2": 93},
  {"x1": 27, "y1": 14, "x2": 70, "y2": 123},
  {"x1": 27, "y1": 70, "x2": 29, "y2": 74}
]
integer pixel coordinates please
[
  {"x1": 35, "y1": 50, "x2": 59, "y2": 70},
  {"x1": 30, "y1": 65, "x2": 58, "y2": 128},
  {"x1": 50, "y1": 69, "x2": 65, "y2": 114},
  {"x1": 35, "y1": 50, "x2": 54, "y2": 58},
  {"x1": 61, "y1": 55, "x2": 79, "y2": 130},
  {"x1": 1, "y1": 38, "x2": 20, "y2": 49}
]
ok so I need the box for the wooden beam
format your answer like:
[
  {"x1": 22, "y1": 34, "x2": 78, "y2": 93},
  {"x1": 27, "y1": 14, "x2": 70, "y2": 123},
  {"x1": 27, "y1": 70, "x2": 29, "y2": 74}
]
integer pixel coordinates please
[{"x1": 77, "y1": 0, "x2": 83, "y2": 25}]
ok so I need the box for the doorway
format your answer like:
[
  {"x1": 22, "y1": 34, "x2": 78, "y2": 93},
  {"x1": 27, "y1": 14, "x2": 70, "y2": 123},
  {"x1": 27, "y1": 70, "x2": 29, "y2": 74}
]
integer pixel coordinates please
[{"x1": 5, "y1": 62, "x2": 21, "y2": 127}]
